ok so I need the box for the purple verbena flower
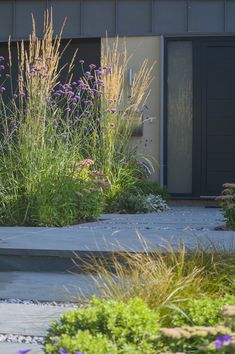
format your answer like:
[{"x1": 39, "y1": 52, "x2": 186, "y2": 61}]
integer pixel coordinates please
[
  {"x1": 66, "y1": 91, "x2": 75, "y2": 97},
  {"x1": 106, "y1": 66, "x2": 112, "y2": 73},
  {"x1": 95, "y1": 79, "x2": 104, "y2": 85},
  {"x1": 79, "y1": 59, "x2": 85, "y2": 64},
  {"x1": 17, "y1": 350, "x2": 32, "y2": 354},
  {"x1": 0, "y1": 55, "x2": 4, "y2": 61},
  {"x1": 63, "y1": 84, "x2": 72, "y2": 90},
  {"x1": 215, "y1": 335, "x2": 232, "y2": 349},
  {"x1": 84, "y1": 100, "x2": 92, "y2": 105},
  {"x1": 59, "y1": 350, "x2": 68, "y2": 354},
  {"x1": 96, "y1": 70, "x2": 103, "y2": 76},
  {"x1": 6, "y1": 73, "x2": 10, "y2": 78},
  {"x1": 0, "y1": 65, "x2": 5, "y2": 70},
  {"x1": 0, "y1": 86, "x2": 6, "y2": 94},
  {"x1": 91, "y1": 88, "x2": 99, "y2": 94},
  {"x1": 107, "y1": 108, "x2": 117, "y2": 113},
  {"x1": 89, "y1": 64, "x2": 96, "y2": 69},
  {"x1": 78, "y1": 84, "x2": 86, "y2": 90}
]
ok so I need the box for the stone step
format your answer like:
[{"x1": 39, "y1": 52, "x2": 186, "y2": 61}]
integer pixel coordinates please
[
  {"x1": 0, "y1": 271, "x2": 98, "y2": 302},
  {"x1": 0, "y1": 342, "x2": 43, "y2": 354},
  {"x1": 0, "y1": 208, "x2": 232, "y2": 272},
  {"x1": 0, "y1": 303, "x2": 69, "y2": 337}
]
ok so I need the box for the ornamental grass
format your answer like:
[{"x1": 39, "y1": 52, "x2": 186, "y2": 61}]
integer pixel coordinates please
[
  {"x1": 0, "y1": 13, "x2": 155, "y2": 226},
  {"x1": 77, "y1": 239, "x2": 235, "y2": 327}
]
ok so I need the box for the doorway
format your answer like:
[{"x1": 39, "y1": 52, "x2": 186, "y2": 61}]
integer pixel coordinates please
[{"x1": 165, "y1": 37, "x2": 235, "y2": 197}]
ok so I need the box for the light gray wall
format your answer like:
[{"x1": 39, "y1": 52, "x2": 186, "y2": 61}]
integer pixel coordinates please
[
  {"x1": 1, "y1": 0, "x2": 235, "y2": 42},
  {"x1": 102, "y1": 36, "x2": 161, "y2": 182}
]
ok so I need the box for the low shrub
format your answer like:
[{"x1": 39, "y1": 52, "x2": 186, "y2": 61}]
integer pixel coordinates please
[
  {"x1": 108, "y1": 192, "x2": 148, "y2": 213},
  {"x1": 108, "y1": 192, "x2": 168, "y2": 214},
  {"x1": 44, "y1": 298, "x2": 235, "y2": 354},
  {"x1": 171, "y1": 295, "x2": 235, "y2": 327},
  {"x1": 45, "y1": 297, "x2": 160, "y2": 354},
  {"x1": 216, "y1": 183, "x2": 235, "y2": 230},
  {"x1": 137, "y1": 180, "x2": 169, "y2": 200},
  {"x1": 145, "y1": 194, "x2": 169, "y2": 212}
]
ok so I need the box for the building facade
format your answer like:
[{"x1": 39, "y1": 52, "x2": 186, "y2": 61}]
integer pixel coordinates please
[{"x1": 1, "y1": 0, "x2": 235, "y2": 197}]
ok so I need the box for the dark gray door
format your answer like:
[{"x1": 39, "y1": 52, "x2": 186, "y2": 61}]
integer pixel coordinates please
[{"x1": 199, "y1": 41, "x2": 235, "y2": 196}]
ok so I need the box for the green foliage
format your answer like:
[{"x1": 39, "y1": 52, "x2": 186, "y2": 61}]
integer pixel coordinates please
[
  {"x1": 45, "y1": 297, "x2": 160, "y2": 353},
  {"x1": 0, "y1": 149, "x2": 104, "y2": 226},
  {"x1": 108, "y1": 192, "x2": 149, "y2": 213},
  {"x1": 107, "y1": 192, "x2": 168, "y2": 213},
  {"x1": 171, "y1": 295, "x2": 235, "y2": 327},
  {"x1": 137, "y1": 180, "x2": 169, "y2": 200},
  {"x1": 0, "y1": 20, "x2": 155, "y2": 226},
  {"x1": 82, "y1": 243, "x2": 235, "y2": 330},
  {"x1": 217, "y1": 183, "x2": 235, "y2": 229},
  {"x1": 45, "y1": 331, "x2": 118, "y2": 354}
]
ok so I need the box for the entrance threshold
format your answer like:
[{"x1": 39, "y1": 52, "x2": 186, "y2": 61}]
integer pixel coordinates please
[{"x1": 200, "y1": 196, "x2": 217, "y2": 200}]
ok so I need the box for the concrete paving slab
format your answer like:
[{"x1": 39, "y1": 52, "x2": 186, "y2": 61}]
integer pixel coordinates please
[
  {"x1": 0, "y1": 342, "x2": 43, "y2": 354},
  {"x1": 0, "y1": 272, "x2": 97, "y2": 302},
  {"x1": 0, "y1": 207, "x2": 234, "y2": 272},
  {"x1": 0, "y1": 303, "x2": 68, "y2": 336}
]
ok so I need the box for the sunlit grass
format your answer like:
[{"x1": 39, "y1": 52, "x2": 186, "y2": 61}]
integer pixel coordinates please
[{"x1": 77, "y1": 237, "x2": 235, "y2": 327}]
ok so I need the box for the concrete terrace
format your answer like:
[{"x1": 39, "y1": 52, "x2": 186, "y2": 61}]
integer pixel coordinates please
[
  {"x1": 0, "y1": 206, "x2": 235, "y2": 353},
  {"x1": 0, "y1": 207, "x2": 234, "y2": 257}
]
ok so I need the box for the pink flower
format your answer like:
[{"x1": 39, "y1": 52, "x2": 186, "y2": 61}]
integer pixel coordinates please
[{"x1": 78, "y1": 159, "x2": 94, "y2": 168}]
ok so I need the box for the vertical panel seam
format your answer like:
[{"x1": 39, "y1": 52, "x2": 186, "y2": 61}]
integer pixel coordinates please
[
  {"x1": 12, "y1": 0, "x2": 16, "y2": 40},
  {"x1": 151, "y1": 0, "x2": 154, "y2": 34},
  {"x1": 78, "y1": 0, "x2": 83, "y2": 37},
  {"x1": 186, "y1": 0, "x2": 189, "y2": 33},
  {"x1": 224, "y1": 0, "x2": 227, "y2": 32},
  {"x1": 115, "y1": 0, "x2": 118, "y2": 35},
  {"x1": 80, "y1": 0, "x2": 83, "y2": 37}
]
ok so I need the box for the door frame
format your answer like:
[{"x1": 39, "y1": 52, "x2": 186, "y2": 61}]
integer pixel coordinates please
[{"x1": 164, "y1": 35, "x2": 235, "y2": 198}]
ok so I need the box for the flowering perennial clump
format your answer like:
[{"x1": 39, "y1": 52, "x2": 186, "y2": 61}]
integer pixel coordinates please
[{"x1": 0, "y1": 13, "x2": 162, "y2": 226}]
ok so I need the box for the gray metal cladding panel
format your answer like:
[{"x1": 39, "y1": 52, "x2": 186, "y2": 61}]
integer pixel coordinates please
[
  {"x1": 82, "y1": 0, "x2": 115, "y2": 36},
  {"x1": 154, "y1": 0, "x2": 187, "y2": 33},
  {"x1": 188, "y1": 0, "x2": 224, "y2": 32},
  {"x1": 117, "y1": 0, "x2": 152, "y2": 35},
  {"x1": 49, "y1": 0, "x2": 80, "y2": 36},
  {"x1": 226, "y1": 1, "x2": 235, "y2": 32},
  {"x1": 0, "y1": 1, "x2": 12, "y2": 40},
  {"x1": 3, "y1": 0, "x2": 235, "y2": 40},
  {"x1": 15, "y1": 1, "x2": 47, "y2": 38}
]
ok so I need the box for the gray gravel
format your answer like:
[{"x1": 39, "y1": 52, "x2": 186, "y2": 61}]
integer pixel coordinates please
[
  {"x1": 0, "y1": 298, "x2": 78, "y2": 307},
  {"x1": 0, "y1": 334, "x2": 44, "y2": 344}
]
